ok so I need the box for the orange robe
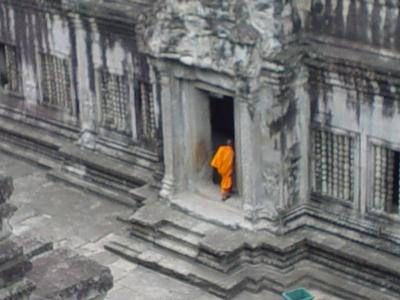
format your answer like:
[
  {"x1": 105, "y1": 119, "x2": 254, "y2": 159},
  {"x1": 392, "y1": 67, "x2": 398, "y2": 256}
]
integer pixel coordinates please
[{"x1": 211, "y1": 145, "x2": 234, "y2": 193}]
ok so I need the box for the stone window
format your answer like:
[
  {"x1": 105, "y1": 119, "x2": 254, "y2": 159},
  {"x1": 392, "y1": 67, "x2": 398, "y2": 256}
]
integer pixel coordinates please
[
  {"x1": 372, "y1": 145, "x2": 400, "y2": 214},
  {"x1": 312, "y1": 128, "x2": 354, "y2": 202},
  {"x1": 99, "y1": 69, "x2": 130, "y2": 134},
  {"x1": 40, "y1": 53, "x2": 72, "y2": 111},
  {"x1": 135, "y1": 80, "x2": 156, "y2": 140},
  {"x1": 0, "y1": 43, "x2": 21, "y2": 94}
]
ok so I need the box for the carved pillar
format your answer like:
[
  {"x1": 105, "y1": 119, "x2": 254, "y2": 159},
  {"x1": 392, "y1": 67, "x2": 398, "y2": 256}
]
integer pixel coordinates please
[
  {"x1": 295, "y1": 67, "x2": 311, "y2": 205},
  {"x1": 237, "y1": 96, "x2": 257, "y2": 213},
  {"x1": 70, "y1": 14, "x2": 97, "y2": 149},
  {"x1": 158, "y1": 65, "x2": 176, "y2": 200}
]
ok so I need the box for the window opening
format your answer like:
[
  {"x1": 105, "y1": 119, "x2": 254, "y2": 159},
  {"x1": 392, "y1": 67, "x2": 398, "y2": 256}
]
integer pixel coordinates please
[
  {"x1": 99, "y1": 69, "x2": 130, "y2": 134},
  {"x1": 313, "y1": 128, "x2": 354, "y2": 202},
  {"x1": 40, "y1": 53, "x2": 72, "y2": 111},
  {"x1": 135, "y1": 80, "x2": 156, "y2": 140},
  {"x1": 373, "y1": 145, "x2": 400, "y2": 214}
]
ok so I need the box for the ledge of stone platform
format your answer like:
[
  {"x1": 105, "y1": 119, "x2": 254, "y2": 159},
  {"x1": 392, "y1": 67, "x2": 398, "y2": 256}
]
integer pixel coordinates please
[
  {"x1": 0, "y1": 279, "x2": 35, "y2": 300},
  {"x1": 10, "y1": 232, "x2": 53, "y2": 260},
  {"x1": 28, "y1": 248, "x2": 113, "y2": 300},
  {"x1": 170, "y1": 192, "x2": 253, "y2": 230},
  {"x1": 0, "y1": 239, "x2": 32, "y2": 288}
]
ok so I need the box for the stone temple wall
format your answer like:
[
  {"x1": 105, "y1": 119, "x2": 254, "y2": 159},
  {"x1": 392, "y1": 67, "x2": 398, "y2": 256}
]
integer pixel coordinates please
[
  {"x1": 289, "y1": 0, "x2": 400, "y2": 217},
  {"x1": 1, "y1": 0, "x2": 400, "y2": 230},
  {"x1": 306, "y1": 48, "x2": 400, "y2": 214},
  {"x1": 0, "y1": 0, "x2": 162, "y2": 160},
  {"x1": 295, "y1": 0, "x2": 400, "y2": 52}
]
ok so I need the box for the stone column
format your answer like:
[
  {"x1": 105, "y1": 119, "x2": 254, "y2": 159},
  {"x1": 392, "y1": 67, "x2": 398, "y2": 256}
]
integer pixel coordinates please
[
  {"x1": 69, "y1": 14, "x2": 98, "y2": 149},
  {"x1": 238, "y1": 97, "x2": 257, "y2": 213},
  {"x1": 157, "y1": 64, "x2": 176, "y2": 200},
  {"x1": 295, "y1": 67, "x2": 311, "y2": 205}
]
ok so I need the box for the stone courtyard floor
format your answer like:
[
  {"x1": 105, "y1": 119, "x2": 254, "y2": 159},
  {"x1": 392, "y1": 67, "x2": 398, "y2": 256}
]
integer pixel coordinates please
[{"x1": 0, "y1": 151, "x2": 342, "y2": 300}]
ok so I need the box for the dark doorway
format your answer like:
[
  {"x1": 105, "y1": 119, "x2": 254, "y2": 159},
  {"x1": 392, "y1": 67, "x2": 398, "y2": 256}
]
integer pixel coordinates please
[
  {"x1": 209, "y1": 95, "x2": 235, "y2": 187},
  {"x1": 210, "y1": 95, "x2": 234, "y2": 151}
]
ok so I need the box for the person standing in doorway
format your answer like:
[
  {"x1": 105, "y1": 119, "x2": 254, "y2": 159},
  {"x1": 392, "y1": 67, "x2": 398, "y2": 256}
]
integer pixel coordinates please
[{"x1": 211, "y1": 139, "x2": 234, "y2": 201}]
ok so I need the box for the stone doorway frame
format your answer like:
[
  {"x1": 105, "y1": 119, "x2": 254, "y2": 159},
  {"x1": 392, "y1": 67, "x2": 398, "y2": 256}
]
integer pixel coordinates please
[
  {"x1": 191, "y1": 83, "x2": 241, "y2": 197},
  {"x1": 156, "y1": 60, "x2": 256, "y2": 212}
]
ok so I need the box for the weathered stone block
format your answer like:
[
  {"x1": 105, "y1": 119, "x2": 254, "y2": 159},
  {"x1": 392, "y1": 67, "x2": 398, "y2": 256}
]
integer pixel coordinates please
[
  {"x1": 0, "y1": 279, "x2": 35, "y2": 300},
  {"x1": 0, "y1": 240, "x2": 23, "y2": 266},
  {"x1": 28, "y1": 248, "x2": 113, "y2": 300},
  {"x1": 0, "y1": 203, "x2": 17, "y2": 220},
  {"x1": 0, "y1": 240, "x2": 32, "y2": 289},
  {"x1": 0, "y1": 177, "x2": 13, "y2": 205}
]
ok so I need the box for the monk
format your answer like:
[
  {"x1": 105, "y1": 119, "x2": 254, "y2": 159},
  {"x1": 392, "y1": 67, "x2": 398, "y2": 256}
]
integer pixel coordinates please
[{"x1": 211, "y1": 139, "x2": 234, "y2": 201}]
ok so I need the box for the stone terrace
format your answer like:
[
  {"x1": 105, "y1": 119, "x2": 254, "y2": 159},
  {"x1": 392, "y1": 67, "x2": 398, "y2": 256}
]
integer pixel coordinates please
[{"x1": 0, "y1": 150, "x2": 346, "y2": 300}]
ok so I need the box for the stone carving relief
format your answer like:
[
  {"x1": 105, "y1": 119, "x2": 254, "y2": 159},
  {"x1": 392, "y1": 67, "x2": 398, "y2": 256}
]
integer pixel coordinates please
[
  {"x1": 145, "y1": 0, "x2": 289, "y2": 118},
  {"x1": 262, "y1": 162, "x2": 281, "y2": 208}
]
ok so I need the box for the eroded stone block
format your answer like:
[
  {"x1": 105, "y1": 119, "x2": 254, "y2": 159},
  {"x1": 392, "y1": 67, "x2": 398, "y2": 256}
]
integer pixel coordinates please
[
  {"x1": 28, "y1": 248, "x2": 113, "y2": 300},
  {"x1": 0, "y1": 176, "x2": 13, "y2": 204}
]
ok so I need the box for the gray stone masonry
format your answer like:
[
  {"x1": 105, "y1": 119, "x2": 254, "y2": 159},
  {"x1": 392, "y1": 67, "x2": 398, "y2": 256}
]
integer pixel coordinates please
[
  {"x1": 0, "y1": 174, "x2": 114, "y2": 300},
  {"x1": 0, "y1": 176, "x2": 34, "y2": 300},
  {"x1": 107, "y1": 197, "x2": 400, "y2": 300},
  {"x1": 0, "y1": 151, "x2": 228, "y2": 300},
  {"x1": 28, "y1": 248, "x2": 113, "y2": 300}
]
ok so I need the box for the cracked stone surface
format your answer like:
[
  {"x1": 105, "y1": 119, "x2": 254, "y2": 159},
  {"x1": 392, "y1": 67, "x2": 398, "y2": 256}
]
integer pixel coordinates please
[
  {"x1": 0, "y1": 151, "x2": 220, "y2": 300},
  {"x1": 0, "y1": 151, "x2": 341, "y2": 300}
]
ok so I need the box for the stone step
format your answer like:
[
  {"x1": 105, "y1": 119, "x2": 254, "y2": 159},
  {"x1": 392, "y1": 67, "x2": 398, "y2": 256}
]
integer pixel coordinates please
[
  {"x1": 105, "y1": 235, "x2": 399, "y2": 300},
  {"x1": 0, "y1": 115, "x2": 160, "y2": 209},
  {"x1": 105, "y1": 236, "x2": 233, "y2": 298},
  {"x1": 0, "y1": 129, "x2": 153, "y2": 207},
  {"x1": 60, "y1": 144, "x2": 153, "y2": 187},
  {"x1": 119, "y1": 198, "x2": 400, "y2": 300},
  {"x1": 125, "y1": 199, "x2": 228, "y2": 240},
  {"x1": 124, "y1": 199, "x2": 400, "y2": 286},
  {"x1": 0, "y1": 132, "x2": 59, "y2": 170},
  {"x1": 128, "y1": 222, "x2": 200, "y2": 259},
  {"x1": 149, "y1": 236, "x2": 199, "y2": 258},
  {"x1": 127, "y1": 217, "x2": 205, "y2": 249},
  {"x1": 47, "y1": 170, "x2": 143, "y2": 209},
  {"x1": 62, "y1": 163, "x2": 149, "y2": 202},
  {"x1": 170, "y1": 192, "x2": 253, "y2": 230},
  {"x1": 10, "y1": 232, "x2": 53, "y2": 259},
  {"x1": 125, "y1": 202, "x2": 306, "y2": 273},
  {"x1": 129, "y1": 216, "x2": 400, "y2": 296},
  {"x1": 105, "y1": 237, "x2": 280, "y2": 297},
  {"x1": 158, "y1": 222, "x2": 204, "y2": 247}
]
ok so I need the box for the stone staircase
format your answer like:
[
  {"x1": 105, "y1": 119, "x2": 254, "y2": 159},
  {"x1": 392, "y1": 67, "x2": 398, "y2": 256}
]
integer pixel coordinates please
[
  {"x1": 105, "y1": 200, "x2": 400, "y2": 300},
  {"x1": 0, "y1": 114, "x2": 160, "y2": 209}
]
